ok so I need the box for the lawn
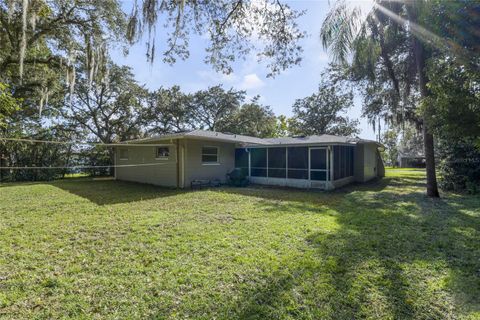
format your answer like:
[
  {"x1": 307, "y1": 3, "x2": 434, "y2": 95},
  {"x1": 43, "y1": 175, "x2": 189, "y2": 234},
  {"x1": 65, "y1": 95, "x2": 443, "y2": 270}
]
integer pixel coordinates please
[{"x1": 0, "y1": 169, "x2": 479, "y2": 319}]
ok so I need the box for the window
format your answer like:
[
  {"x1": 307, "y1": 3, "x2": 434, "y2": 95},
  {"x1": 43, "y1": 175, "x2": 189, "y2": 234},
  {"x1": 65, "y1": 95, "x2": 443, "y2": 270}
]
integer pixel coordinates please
[
  {"x1": 268, "y1": 147, "x2": 286, "y2": 178},
  {"x1": 235, "y1": 148, "x2": 249, "y2": 176},
  {"x1": 350, "y1": 147, "x2": 355, "y2": 176},
  {"x1": 333, "y1": 145, "x2": 355, "y2": 180},
  {"x1": 333, "y1": 146, "x2": 340, "y2": 180},
  {"x1": 119, "y1": 148, "x2": 129, "y2": 160},
  {"x1": 250, "y1": 148, "x2": 267, "y2": 177},
  {"x1": 287, "y1": 147, "x2": 308, "y2": 180},
  {"x1": 311, "y1": 171, "x2": 327, "y2": 181},
  {"x1": 310, "y1": 148, "x2": 328, "y2": 181},
  {"x1": 341, "y1": 146, "x2": 347, "y2": 178},
  {"x1": 156, "y1": 147, "x2": 170, "y2": 159},
  {"x1": 202, "y1": 146, "x2": 219, "y2": 164},
  {"x1": 310, "y1": 148, "x2": 327, "y2": 170}
]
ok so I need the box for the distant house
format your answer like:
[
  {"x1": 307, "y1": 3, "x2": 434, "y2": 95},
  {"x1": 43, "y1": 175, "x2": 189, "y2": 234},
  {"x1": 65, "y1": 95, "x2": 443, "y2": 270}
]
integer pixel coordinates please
[
  {"x1": 397, "y1": 149, "x2": 426, "y2": 168},
  {"x1": 115, "y1": 130, "x2": 384, "y2": 190}
]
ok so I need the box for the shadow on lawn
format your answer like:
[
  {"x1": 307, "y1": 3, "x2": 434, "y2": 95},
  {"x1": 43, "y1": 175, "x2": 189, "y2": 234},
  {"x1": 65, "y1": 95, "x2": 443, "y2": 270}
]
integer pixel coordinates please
[
  {"x1": 40, "y1": 175, "x2": 390, "y2": 207},
  {"x1": 49, "y1": 178, "x2": 184, "y2": 205},
  {"x1": 230, "y1": 175, "x2": 480, "y2": 319}
]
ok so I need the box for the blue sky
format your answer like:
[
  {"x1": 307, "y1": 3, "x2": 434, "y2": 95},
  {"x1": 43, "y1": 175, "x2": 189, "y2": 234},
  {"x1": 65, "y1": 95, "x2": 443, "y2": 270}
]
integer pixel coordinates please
[{"x1": 111, "y1": 0, "x2": 377, "y2": 140}]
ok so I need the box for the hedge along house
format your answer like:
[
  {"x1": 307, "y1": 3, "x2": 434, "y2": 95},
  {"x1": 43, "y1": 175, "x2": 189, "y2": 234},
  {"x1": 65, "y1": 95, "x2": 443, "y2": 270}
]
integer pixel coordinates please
[{"x1": 114, "y1": 130, "x2": 385, "y2": 190}]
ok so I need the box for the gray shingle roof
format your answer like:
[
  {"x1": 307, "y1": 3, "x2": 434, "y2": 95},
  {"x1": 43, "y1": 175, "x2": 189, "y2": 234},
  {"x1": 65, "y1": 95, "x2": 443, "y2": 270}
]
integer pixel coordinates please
[
  {"x1": 263, "y1": 134, "x2": 353, "y2": 145},
  {"x1": 123, "y1": 130, "x2": 381, "y2": 146},
  {"x1": 124, "y1": 130, "x2": 267, "y2": 145},
  {"x1": 184, "y1": 130, "x2": 268, "y2": 144}
]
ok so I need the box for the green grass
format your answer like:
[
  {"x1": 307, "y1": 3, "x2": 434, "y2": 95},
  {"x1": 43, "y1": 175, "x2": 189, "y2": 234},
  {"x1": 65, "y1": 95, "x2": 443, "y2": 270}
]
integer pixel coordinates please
[{"x1": 0, "y1": 169, "x2": 479, "y2": 319}]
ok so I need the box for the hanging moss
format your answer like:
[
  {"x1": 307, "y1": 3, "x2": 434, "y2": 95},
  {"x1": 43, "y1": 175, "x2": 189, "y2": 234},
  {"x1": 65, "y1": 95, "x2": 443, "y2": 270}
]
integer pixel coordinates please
[
  {"x1": 19, "y1": 0, "x2": 29, "y2": 80},
  {"x1": 7, "y1": 0, "x2": 16, "y2": 22}
]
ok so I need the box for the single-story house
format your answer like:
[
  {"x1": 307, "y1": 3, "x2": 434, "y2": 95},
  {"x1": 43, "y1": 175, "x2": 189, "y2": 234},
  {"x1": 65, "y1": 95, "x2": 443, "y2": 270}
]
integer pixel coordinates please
[
  {"x1": 397, "y1": 150, "x2": 426, "y2": 168},
  {"x1": 114, "y1": 130, "x2": 384, "y2": 190}
]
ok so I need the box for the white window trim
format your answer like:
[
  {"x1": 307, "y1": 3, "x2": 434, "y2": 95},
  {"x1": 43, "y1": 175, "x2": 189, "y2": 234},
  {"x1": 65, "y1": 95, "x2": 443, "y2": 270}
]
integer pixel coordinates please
[
  {"x1": 201, "y1": 146, "x2": 220, "y2": 165},
  {"x1": 155, "y1": 146, "x2": 171, "y2": 160}
]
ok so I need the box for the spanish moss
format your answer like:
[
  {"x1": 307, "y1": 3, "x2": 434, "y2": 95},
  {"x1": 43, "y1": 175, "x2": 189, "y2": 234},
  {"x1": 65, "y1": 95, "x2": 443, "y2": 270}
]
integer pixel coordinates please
[{"x1": 19, "y1": 0, "x2": 29, "y2": 80}]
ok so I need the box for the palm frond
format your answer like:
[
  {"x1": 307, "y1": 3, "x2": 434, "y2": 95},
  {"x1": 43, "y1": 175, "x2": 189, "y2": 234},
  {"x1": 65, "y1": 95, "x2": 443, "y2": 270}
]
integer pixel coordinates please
[{"x1": 320, "y1": 0, "x2": 367, "y2": 62}]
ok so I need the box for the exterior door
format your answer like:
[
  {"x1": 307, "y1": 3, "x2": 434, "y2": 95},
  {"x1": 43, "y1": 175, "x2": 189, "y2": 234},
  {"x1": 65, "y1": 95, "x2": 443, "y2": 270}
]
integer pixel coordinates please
[{"x1": 309, "y1": 148, "x2": 328, "y2": 181}]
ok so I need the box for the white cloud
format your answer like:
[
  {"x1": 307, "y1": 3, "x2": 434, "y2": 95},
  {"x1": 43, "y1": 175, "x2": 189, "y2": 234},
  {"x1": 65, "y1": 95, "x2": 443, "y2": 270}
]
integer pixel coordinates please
[{"x1": 239, "y1": 73, "x2": 265, "y2": 90}]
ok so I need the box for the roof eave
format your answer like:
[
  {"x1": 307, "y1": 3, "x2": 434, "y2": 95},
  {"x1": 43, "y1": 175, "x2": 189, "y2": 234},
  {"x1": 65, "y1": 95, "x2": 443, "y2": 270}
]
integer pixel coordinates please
[
  {"x1": 242, "y1": 141, "x2": 357, "y2": 148},
  {"x1": 183, "y1": 135, "x2": 267, "y2": 145}
]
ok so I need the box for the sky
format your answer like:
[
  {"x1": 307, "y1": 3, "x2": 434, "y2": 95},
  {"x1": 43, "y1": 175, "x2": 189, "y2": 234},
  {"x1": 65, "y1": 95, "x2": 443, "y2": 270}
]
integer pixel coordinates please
[{"x1": 111, "y1": 0, "x2": 377, "y2": 140}]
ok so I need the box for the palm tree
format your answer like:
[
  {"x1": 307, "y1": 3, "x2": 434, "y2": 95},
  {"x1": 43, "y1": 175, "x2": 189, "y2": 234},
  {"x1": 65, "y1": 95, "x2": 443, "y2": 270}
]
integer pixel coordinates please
[{"x1": 320, "y1": 0, "x2": 440, "y2": 197}]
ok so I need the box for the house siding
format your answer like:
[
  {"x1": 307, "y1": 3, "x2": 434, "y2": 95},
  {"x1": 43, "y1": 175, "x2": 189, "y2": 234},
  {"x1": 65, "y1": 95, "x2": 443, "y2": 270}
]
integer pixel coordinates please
[
  {"x1": 353, "y1": 143, "x2": 380, "y2": 183},
  {"x1": 183, "y1": 139, "x2": 235, "y2": 187},
  {"x1": 354, "y1": 144, "x2": 365, "y2": 182},
  {"x1": 363, "y1": 143, "x2": 378, "y2": 182},
  {"x1": 115, "y1": 143, "x2": 179, "y2": 187}
]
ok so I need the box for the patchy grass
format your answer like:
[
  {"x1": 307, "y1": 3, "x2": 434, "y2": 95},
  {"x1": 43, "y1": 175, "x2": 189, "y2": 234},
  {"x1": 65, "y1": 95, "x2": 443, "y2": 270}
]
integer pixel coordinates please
[{"x1": 0, "y1": 169, "x2": 479, "y2": 319}]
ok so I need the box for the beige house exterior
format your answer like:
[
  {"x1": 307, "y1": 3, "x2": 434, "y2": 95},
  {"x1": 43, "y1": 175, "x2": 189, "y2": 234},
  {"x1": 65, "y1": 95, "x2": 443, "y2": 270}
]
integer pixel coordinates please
[{"x1": 115, "y1": 130, "x2": 384, "y2": 190}]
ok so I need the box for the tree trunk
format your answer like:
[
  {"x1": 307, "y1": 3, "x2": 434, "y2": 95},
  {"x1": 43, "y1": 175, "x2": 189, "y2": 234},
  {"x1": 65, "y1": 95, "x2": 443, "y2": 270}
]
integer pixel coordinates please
[
  {"x1": 413, "y1": 38, "x2": 440, "y2": 198},
  {"x1": 423, "y1": 125, "x2": 439, "y2": 197}
]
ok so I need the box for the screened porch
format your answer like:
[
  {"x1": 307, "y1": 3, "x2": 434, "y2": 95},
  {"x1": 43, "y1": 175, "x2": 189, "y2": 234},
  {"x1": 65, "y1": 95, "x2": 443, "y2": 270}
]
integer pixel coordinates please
[{"x1": 234, "y1": 145, "x2": 355, "y2": 189}]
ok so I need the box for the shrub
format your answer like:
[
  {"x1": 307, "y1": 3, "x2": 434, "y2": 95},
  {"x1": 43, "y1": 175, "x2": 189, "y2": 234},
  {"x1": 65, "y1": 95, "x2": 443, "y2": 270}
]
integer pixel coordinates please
[{"x1": 438, "y1": 138, "x2": 480, "y2": 193}]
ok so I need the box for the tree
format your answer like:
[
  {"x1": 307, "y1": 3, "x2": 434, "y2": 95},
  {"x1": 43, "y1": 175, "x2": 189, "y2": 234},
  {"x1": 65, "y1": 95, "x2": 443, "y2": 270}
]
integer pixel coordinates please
[
  {"x1": 275, "y1": 115, "x2": 290, "y2": 137},
  {"x1": 0, "y1": 82, "x2": 20, "y2": 127},
  {"x1": 423, "y1": 51, "x2": 480, "y2": 192},
  {"x1": 408, "y1": 1, "x2": 439, "y2": 197},
  {"x1": 218, "y1": 98, "x2": 277, "y2": 138},
  {"x1": 126, "y1": 0, "x2": 305, "y2": 77},
  {"x1": 146, "y1": 86, "x2": 279, "y2": 138},
  {"x1": 62, "y1": 63, "x2": 147, "y2": 175},
  {"x1": 320, "y1": 0, "x2": 446, "y2": 197},
  {"x1": 0, "y1": 123, "x2": 81, "y2": 182},
  {"x1": 289, "y1": 78, "x2": 359, "y2": 137},
  {"x1": 0, "y1": 0, "x2": 126, "y2": 113},
  {"x1": 398, "y1": 124, "x2": 424, "y2": 160},
  {"x1": 424, "y1": 56, "x2": 480, "y2": 142},
  {"x1": 191, "y1": 85, "x2": 245, "y2": 131},
  {"x1": 0, "y1": 81, "x2": 21, "y2": 182},
  {"x1": 382, "y1": 129, "x2": 399, "y2": 167},
  {"x1": 437, "y1": 137, "x2": 480, "y2": 194},
  {"x1": 146, "y1": 86, "x2": 195, "y2": 134}
]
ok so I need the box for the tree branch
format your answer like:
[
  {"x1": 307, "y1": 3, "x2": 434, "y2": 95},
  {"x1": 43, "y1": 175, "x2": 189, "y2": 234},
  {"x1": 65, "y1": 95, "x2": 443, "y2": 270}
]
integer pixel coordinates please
[{"x1": 219, "y1": 0, "x2": 243, "y2": 33}]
